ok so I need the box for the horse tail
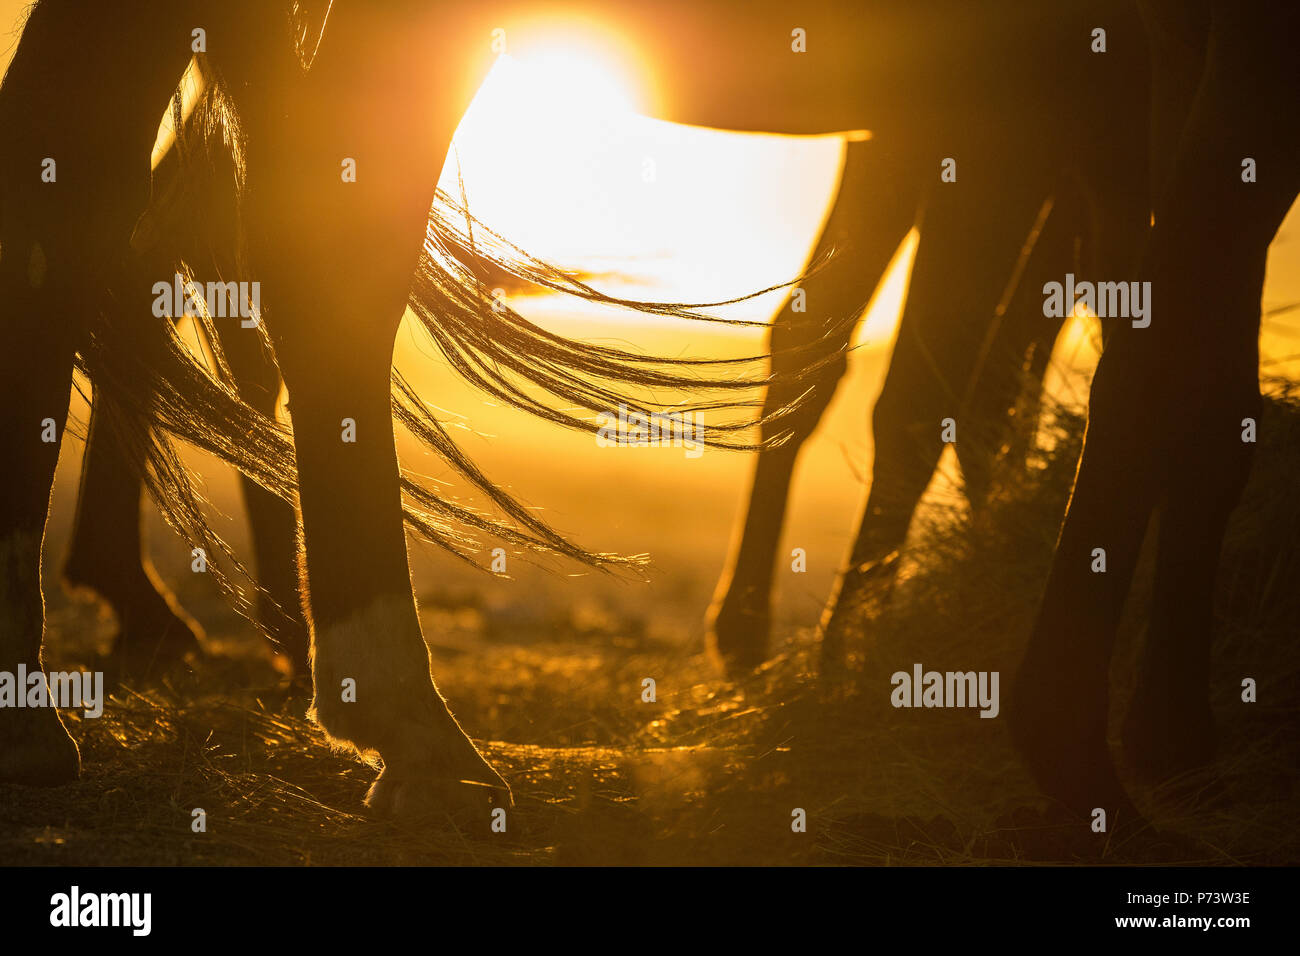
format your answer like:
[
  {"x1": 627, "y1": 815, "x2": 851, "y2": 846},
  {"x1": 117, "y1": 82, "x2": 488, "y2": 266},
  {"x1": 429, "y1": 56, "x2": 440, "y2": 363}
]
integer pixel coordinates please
[
  {"x1": 118, "y1": 36, "x2": 854, "y2": 596},
  {"x1": 415, "y1": 181, "x2": 849, "y2": 453}
]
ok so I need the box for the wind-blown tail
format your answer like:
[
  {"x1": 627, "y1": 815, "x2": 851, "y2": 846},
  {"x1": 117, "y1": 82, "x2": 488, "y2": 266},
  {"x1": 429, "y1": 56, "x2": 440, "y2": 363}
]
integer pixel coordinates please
[
  {"x1": 84, "y1": 43, "x2": 856, "y2": 638},
  {"x1": 416, "y1": 184, "x2": 849, "y2": 452}
]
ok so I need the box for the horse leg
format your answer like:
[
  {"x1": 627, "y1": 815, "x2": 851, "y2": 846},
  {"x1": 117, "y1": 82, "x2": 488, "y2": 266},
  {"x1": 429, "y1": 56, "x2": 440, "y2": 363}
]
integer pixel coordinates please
[
  {"x1": 276, "y1": 331, "x2": 511, "y2": 808},
  {"x1": 817, "y1": 153, "x2": 1054, "y2": 660},
  {"x1": 0, "y1": 237, "x2": 83, "y2": 785},
  {"x1": 257, "y1": 247, "x2": 508, "y2": 808},
  {"x1": 67, "y1": 313, "x2": 304, "y2": 685},
  {"x1": 1119, "y1": 4, "x2": 1300, "y2": 788},
  {"x1": 62, "y1": 390, "x2": 205, "y2": 679},
  {"x1": 951, "y1": 185, "x2": 1081, "y2": 514},
  {"x1": 228, "y1": 1, "x2": 508, "y2": 810},
  {"x1": 219, "y1": 325, "x2": 310, "y2": 681},
  {"x1": 1011, "y1": 0, "x2": 1300, "y2": 818},
  {"x1": 0, "y1": 0, "x2": 200, "y2": 782},
  {"x1": 705, "y1": 139, "x2": 917, "y2": 673}
]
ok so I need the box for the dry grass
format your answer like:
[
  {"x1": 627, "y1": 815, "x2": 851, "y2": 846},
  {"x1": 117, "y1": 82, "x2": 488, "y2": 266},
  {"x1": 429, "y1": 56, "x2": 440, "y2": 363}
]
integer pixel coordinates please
[{"x1": 4, "y1": 383, "x2": 1297, "y2": 866}]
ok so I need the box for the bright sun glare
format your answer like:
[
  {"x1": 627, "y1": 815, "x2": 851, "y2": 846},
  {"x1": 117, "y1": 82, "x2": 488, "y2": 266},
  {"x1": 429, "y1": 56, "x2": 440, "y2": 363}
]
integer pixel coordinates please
[
  {"x1": 450, "y1": 42, "x2": 642, "y2": 154},
  {"x1": 511, "y1": 43, "x2": 643, "y2": 115},
  {"x1": 147, "y1": 37, "x2": 866, "y2": 347}
]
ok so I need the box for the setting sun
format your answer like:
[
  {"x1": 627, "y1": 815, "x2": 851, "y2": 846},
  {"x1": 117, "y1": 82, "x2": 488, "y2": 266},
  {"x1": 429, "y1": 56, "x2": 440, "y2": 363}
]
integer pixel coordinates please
[
  {"x1": 509, "y1": 40, "x2": 643, "y2": 115},
  {"x1": 441, "y1": 43, "x2": 846, "y2": 331}
]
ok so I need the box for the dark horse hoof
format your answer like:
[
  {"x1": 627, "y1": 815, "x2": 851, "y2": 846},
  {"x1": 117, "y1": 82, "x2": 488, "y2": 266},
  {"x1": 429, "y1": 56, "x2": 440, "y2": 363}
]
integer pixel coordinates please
[
  {"x1": 0, "y1": 704, "x2": 81, "y2": 786},
  {"x1": 704, "y1": 589, "x2": 770, "y2": 676},
  {"x1": 65, "y1": 571, "x2": 205, "y2": 687}
]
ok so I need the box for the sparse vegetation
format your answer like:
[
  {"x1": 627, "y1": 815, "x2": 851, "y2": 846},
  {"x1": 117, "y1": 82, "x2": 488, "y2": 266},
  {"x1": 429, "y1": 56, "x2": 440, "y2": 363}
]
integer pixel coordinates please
[{"x1": 5, "y1": 382, "x2": 1296, "y2": 866}]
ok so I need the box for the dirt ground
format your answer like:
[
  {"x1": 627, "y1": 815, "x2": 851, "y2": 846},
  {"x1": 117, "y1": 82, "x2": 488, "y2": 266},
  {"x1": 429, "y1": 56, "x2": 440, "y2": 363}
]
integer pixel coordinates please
[{"x1": 3, "y1": 384, "x2": 1298, "y2": 867}]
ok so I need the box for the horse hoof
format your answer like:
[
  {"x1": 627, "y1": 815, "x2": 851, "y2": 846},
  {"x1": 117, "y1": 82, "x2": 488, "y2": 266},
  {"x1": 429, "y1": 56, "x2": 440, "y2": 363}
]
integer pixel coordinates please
[
  {"x1": 105, "y1": 607, "x2": 205, "y2": 688},
  {"x1": 0, "y1": 705, "x2": 81, "y2": 786},
  {"x1": 1120, "y1": 699, "x2": 1216, "y2": 787},
  {"x1": 986, "y1": 802, "x2": 1166, "y2": 861},
  {"x1": 64, "y1": 567, "x2": 205, "y2": 685},
  {"x1": 1007, "y1": 720, "x2": 1136, "y2": 823},
  {"x1": 704, "y1": 596, "x2": 770, "y2": 676},
  {"x1": 1006, "y1": 660, "x2": 1140, "y2": 823},
  {"x1": 365, "y1": 765, "x2": 509, "y2": 826},
  {"x1": 1147, "y1": 770, "x2": 1234, "y2": 813},
  {"x1": 359, "y1": 706, "x2": 513, "y2": 824},
  {"x1": 814, "y1": 553, "x2": 899, "y2": 668}
]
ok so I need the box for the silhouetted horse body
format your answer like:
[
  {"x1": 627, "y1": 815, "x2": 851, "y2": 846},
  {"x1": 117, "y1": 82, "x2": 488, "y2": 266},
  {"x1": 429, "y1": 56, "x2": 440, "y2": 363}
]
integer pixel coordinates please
[
  {"x1": 48, "y1": 2, "x2": 1148, "y2": 690},
  {"x1": 9, "y1": 0, "x2": 1265, "y2": 830},
  {"x1": 464, "y1": 3, "x2": 1085, "y2": 131},
  {"x1": 581, "y1": 0, "x2": 1149, "y2": 669},
  {"x1": 2, "y1": 0, "x2": 1148, "y2": 814},
  {"x1": 417, "y1": 1, "x2": 1152, "y2": 673},
  {"x1": 1, "y1": 0, "x2": 197, "y2": 784},
  {"x1": 3, "y1": 0, "x2": 819, "y2": 809}
]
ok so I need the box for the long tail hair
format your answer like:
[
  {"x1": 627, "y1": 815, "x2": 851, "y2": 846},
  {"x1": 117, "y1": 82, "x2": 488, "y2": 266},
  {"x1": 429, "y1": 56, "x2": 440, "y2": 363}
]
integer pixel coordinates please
[{"x1": 57, "y1": 3, "x2": 856, "y2": 633}]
